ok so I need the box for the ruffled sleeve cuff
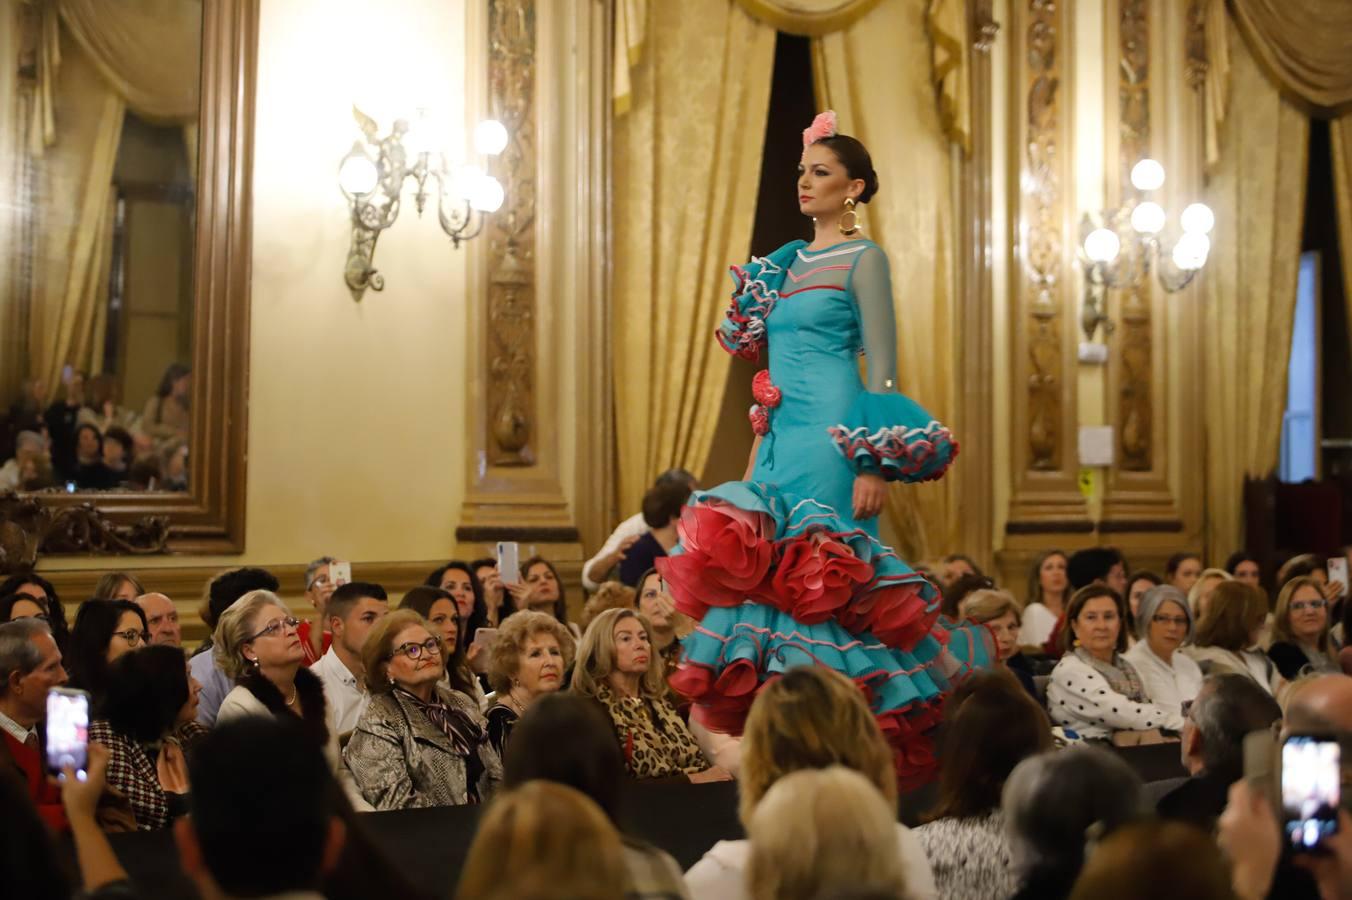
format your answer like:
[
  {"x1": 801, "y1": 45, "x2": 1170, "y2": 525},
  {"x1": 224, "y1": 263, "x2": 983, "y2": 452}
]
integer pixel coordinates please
[{"x1": 827, "y1": 391, "x2": 959, "y2": 483}]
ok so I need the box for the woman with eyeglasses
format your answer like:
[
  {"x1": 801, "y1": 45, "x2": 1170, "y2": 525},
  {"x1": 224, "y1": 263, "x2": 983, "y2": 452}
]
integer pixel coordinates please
[
  {"x1": 1266, "y1": 576, "x2": 1339, "y2": 680},
  {"x1": 343, "y1": 608, "x2": 502, "y2": 809},
  {"x1": 213, "y1": 590, "x2": 339, "y2": 768},
  {"x1": 1123, "y1": 585, "x2": 1203, "y2": 714},
  {"x1": 67, "y1": 598, "x2": 149, "y2": 699}
]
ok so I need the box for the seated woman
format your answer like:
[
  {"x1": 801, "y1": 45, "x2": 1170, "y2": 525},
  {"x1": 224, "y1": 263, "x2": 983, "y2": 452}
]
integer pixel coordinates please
[
  {"x1": 571, "y1": 608, "x2": 726, "y2": 783},
  {"x1": 1187, "y1": 567, "x2": 1232, "y2": 619},
  {"x1": 1183, "y1": 581, "x2": 1285, "y2": 698},
  {"x1": 617, "y1": 480, "x2": 692, "y2": 587},
  {"x1": 506, "y1": 555, "x2": 580, "y2": 640},
  {"x1": 213, "y1": 590, "x2": 338, "y2": 767},
  {"x1": 343, "y1": 609, "x2": 501, "y2": 809},
  {"x1": 1267, "y1": 575, "x2": 1339, "y2": 680},
  {"x1": 1, "y1": 591, "x2": 49, "y2": 623},
  {"x1": 0, "y1": 572, "x2": 70, "y2": 652},
  {"x1": 1021, "y1": 550, "x2": 1070, "y2": 648},
  {"x1": 914, "y1": 671, "x2": 1053, "y2": 900},
  {"x1": 1046, "y1": 586, "x2": 1184, "y2": 742},
  {"x1": 959, "y1": 589, "x2": 1038, "y2": 699},
  {"x1": 581, "y1": 582, "x2": 636, "y2": 631},
  {"x1": 1123, "y1": 585, "x2": 1204, "y2": 714},
  {"x1": 635, "y1": 567, "x2": 693, "y2": 680},
  {"x1": 484, "y1": 610, "x2": 574, "y2": 758},
  {"x1": 87, "y1": 645, "x2": 206, "y2": 830},
  {"x1": 500, "y1": 692, "x2": 691, "y2": 900},
  {"x1": 746, "y1": 767, "x2": 910, "y2": 900},
  {"x1": 685, "y1": 666, "x2": 937, "y2": 900},
  {"x1": 399, "y1": 585, "x2": 486, "y2": 708},
  {"x1": 1124, "y1": 571, "x2": 1163, "y2": 638},
  {"x1": 423, "y1": 562, "x2": 490, "y2": 642},
  {"x1": 67, "y1": 599, "x2": 149, "y2": 700}
]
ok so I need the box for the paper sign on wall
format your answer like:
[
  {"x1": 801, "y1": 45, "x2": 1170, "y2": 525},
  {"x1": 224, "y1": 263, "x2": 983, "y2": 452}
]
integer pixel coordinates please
[{"x1": 1078, "y1": 425, "x2": 1115, "y2": 468}]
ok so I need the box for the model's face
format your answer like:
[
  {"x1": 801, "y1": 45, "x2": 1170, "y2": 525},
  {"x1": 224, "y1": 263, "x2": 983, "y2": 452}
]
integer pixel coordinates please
[
  {"x1": 1233, "y1": 561, "x2": 1261, "y2": 586},
  {"x1": 612, "y1": 617, "x2": 651, "y2": 676},
  {"x1": 517, "y1": 633, "x2": 564, "y2": 696},
  {"x1": 526, "y1": 563, "x2": 560, "y2": 605},
  {"x1": 425, "y1": 598, "x2": 459, "y2": 650},
  {"x1": 1146, "y1": 599, "x2": 1189, "y2": 659},
  {"x1": 1173, "y1": 558, "x2": 1203, "y2": 592},
  {"x1": 796, "y1": 143, "x2": 861, "y2": 220},
  {"x1": 106, "y1": 611, "x2": 148, "y2": 662},
  {"x1": 1040, "y1": 554, "x2": 1068, "y2": 594},
  {"x1": 985, "y1": 611, "x2": 1020, "y2": 660},
  {"x1": 1072, "y1": 597, "x2": 1121, "y2": 657},
  {"x1": 1289, "y1": 585, "x2": 1328, "y2": 643},
  {"x1": 439, "y1": 569, "x2": 476, "y2": 620}
]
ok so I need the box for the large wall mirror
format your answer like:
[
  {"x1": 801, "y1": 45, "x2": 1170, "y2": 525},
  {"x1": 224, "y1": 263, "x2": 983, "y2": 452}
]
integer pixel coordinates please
[{"x1": 0, "y1": 0, "x2": 255, "y2": 556}]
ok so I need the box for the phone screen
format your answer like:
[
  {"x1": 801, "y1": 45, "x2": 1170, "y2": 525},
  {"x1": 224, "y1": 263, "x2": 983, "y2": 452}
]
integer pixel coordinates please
[
  {"x1": 45, "y1": 688, "x2": 90, "y2": 779},
  {"x1": 1329, "y1": 558, "x2": 1349, "y2": 592},
  {"x1": 329, "y1": 561, "x2": 352, "y2": 588},
  {"x1": 472, "y1": 627, "x2": 500, "y2": 648},
  {"x1": 497, "y1": 542, "x2": 520, "y2": 585},
  {"x1": 1282, "y1": 735, "x2": 1341, "y2": 851}
]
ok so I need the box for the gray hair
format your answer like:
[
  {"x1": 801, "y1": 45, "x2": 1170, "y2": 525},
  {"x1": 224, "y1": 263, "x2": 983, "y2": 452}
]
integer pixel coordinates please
[
  {"x1": 1191, "y1": 674, "x2": 1281, "y2": 778},
  {"x1": 1002, "y1": 748, "x2": 1145, "y2": 880},
  {"x1": 213, "y1": 590, "x2": 288, "y2": 681},
  {"x1": 0, "y1": 619, "x2": 53, "y2": 697},
  {"x1": 305, "y1": 556, "x2": 337, "y2": 589},
  {"x1": 14, "y1": 431, "x2": 44, "y2": 453},
  {"x1": 1136, "y1": 584, "x2": 1193, "y2": 641}
]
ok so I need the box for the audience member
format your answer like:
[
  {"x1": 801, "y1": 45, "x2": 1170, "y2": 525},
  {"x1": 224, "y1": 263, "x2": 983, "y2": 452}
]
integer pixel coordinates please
[
  {"x1": 134, "y1": 593, "x2": 181, "y2": 647},
  {"x1": 157, "y1": 438, "x2": 190, "y2": 491},
  {"x1": 582, "y1": 581, "x2": 637, "y2": 630},
  {"x1": 1166, "y1": 552, "x2": 1203, "y2": 594},
  {"x1": 67, "y1": 599, "x2": 148, "y2": 699},
  {"x1": 344, "y1": 609, "x2": 501, "y2": 809},
  {"x1": 1, "y1": 591, "x2": 49, "y2": 623},
  {"x1": 509, "y1": 556, "x2": 577, "y2": 638},
  {"x1": 485, "y1": 610, "x2": 574, "y2": 757},
  {"x1": 1022, "y1": 550, "x2": 1069, "y2": 647},
  {"x1": 44, "y1": 370, "x2": 89, "y2": 479},
  {"x1": 177, "y1": 718, "x2": 347, "y2": 900},
  {"x1": 915, "y1": 671, "x2": 1053, "y2": 900},
  {"x1": 1341, "y1": 597, "x2": 1352, "y2": 675},
  {"x1": 1047, "y1": 585, "x2": 1183, "y2": 741},
  {"x1": 214, "y1": 590, "x2": 339, "y2": 768},
  {"x1": 300, "y1": 556, "x2": 339, "y2": 664},
  {"x1": 620, "y1": 479, "x2": 695, "y2": 587},
  {"x1": 746, "y1": 767, "x2": 910, "y2": 900},
  {"x1": 141, "y1": 363, "x2": 191, "y2": 445},
  {"x1": 1267, "y1": 575, "x2": 1338, "y2": 679},
  {"x1": 398, "y1": 585, "x2": 485, "y2": 705},
  {"x1": 1067, "y1": 819, "x2": 1234, "y2": 900},
  {"x1": 425, "y1": 561, "x2": 491, "y2": 641},
  {"x1": 1186, "y1": 567, "x2": 1232, "y2": 618},
  {"x1": 80, "y1": 375, "x2": 140, "y2": 435},
  {"x1": 572, "y1": 608, "x2": 725, "y2": 783},
  {"x1": 636, "y1": 568, "x2": 692, "y2": 680},
  {"x1": 456, "y1": 781, "x2": 627, "y2": 900},
  {"x1": 311, "y1": 582, "x2": 389, "y2": 737},
  {"x1": 941, "y1": 572, "x2": 996, "y2": 620},
  {"x1": 189, "y1": 566, "x2": 281, "y2": 726},
  {"x1": 1067, "y1": 547, "x2": 1127, "y2": 595},
  {"x1": 92, "y1": 572, "x2": 144, "y2": 602},
  {"x1": 959, "y1": 588, "x2": 1038, "y2": 698},
  {"x1": 1123, "y1": 570, "x2": 1162, "y2": 634},
  {"x1": 1284, "y1": 672, "x2": 1352, "y2": 735},
  {"x1": 583, "y1": 468, "x2": 697, "y2": 591},
  {"x1": 1224, "y1": 551, "x2": 1262, "y2": 587},
  {"x1": 0, "y1": 619, "x2": 70, "y2": 831},
  {"x1": 940, "y1": 553, "x2": 983, "y2": 589},
  {"x1": 1002, "y1": 747, "x2": 1145, "y2": 900},
  {"x1": 100, "y1": 426, "x2": 134, "y2": 481},
  {"x1": 0, "y1": 572, "x2": 71, "y2": 652},
  {"x1": 1278, "y1": 552, "x2": 1346, "y2": 603},
  {"x1": 1155, "y1": 673, "x2": 1281, "y2": 829},
  {"x1": 1123, "y1": 585, "x2": 1203, "y2": 715},
  {"x1": 501, "y1": 692, "x2": 692, "y2": 899},
  {"x1": 469, "y1": 557, "x2": 506, "y2": 627},
  {"x1": 1184, "y1": 581, "x2": 1285, "y2": 697},
  {"x1": 87, "y1": 645, "x2": 207, "y2": 830},
  {"x1": 685, "y1": 666, "x2": 936, "y2": 900},
  {"x1": 0, "y1": 430, "x2": 45, "y2": 491},
  {"x1": 71, "y1": 424, "x2": 115, "y2": 490}
]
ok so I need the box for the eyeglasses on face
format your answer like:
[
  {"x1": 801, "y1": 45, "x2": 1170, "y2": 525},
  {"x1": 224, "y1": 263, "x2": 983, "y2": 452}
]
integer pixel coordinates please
[
  {"x1": 1151, "y1": 614, "x2": 1189, "y2": 627},
  {"x1": 1291, "y1": 600, "x2": 1328, "y2": 612},
  {"x1": 247, "y1": 616, "x2": 301, "y2": 642},
  {"x1": 112, "y1": 629, "x2": 150, "y2": 645},
  {"x1": 388, "y1": 638, "x2": 440, "y2": 661}
]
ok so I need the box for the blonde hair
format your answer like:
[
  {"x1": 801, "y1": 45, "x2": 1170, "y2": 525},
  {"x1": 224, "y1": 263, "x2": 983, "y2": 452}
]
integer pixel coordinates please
[
  {"x1": 361, "y1": 608, "x2": 438, "y2": 694},
  {"x1": 1187, "y1": 568, "x2": 1233, "y2": 615},
  {"x1": 489, "y1": 610, "x2": 576, "y2": 695},
  {"x1": 1271, "y1": 576, "x2": 1333, "y2": 657},
  {"x1": 738, "y1": 666, "x2": 896, "y2": 827},
  {"x1": 1193, "y1": 581, "x2": 1268, "y2": 651},
  {"x1": 746, "y1": 767, "x2": 907, "y2": 900},
  {"x1": 580, "y1": 582, "x2": 635, "y2": 630},
  {"x1": 456, "y1": 781, "x2": 625, "y2": 900},
  {"x1": 570, "y1": 608, "x2": 668, "y2": 701},
  {"x1": 960, "y1": 588, "x2": 1021, "y2": 625},
  {"x1": 212, "y1": 590, "x2": 288, "y2": 681}
]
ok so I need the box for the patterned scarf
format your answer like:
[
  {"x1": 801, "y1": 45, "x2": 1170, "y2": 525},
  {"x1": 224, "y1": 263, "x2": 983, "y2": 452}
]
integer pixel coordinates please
[
  {"x1": 1074, "y1": 647, "x2": 1147, "y2": 702},
  {"x1": 396, "y1": 687, "x2": 487, "y2": 802}
]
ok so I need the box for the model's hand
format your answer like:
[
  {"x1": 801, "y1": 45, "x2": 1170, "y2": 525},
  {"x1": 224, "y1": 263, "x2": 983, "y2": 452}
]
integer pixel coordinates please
[{"x1": 852, "y1": 473, "x2": 887, "y2": 520}]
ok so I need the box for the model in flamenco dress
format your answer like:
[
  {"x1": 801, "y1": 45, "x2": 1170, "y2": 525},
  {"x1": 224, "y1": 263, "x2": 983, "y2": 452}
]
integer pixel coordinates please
[{"x1": 656, "y1": 112, "x2": 992, "y2": 787}]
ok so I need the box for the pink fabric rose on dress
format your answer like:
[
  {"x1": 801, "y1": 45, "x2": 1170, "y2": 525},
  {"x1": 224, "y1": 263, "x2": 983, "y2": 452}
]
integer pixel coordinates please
[
  {"x1": 764, "y1": 531, "x2": 872, "y2": 623},
  {"x1": 656, "y1": 503, "x2": 776, "y2": 618}
]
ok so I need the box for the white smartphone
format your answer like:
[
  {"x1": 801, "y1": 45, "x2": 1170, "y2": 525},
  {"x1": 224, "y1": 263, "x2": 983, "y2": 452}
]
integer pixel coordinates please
[
  {"x1": 45, "y1": 687, "x2": 90, "y2": 780},
  {"x1": 329, "y1": 561, "x2": 352, "y2": 588},
  {"x1": 496, "y1": 542, "x2": 520, "y2": 585},
  {"x1": 472, "y1": 627, "x2": 500, "y2": 650},
  {"x1": 1282, "y1": 734, "x2": 1341, "y2": 853},
  {"x1": 1329, "y1": 558, "x2": 1349, "y2": 594}
]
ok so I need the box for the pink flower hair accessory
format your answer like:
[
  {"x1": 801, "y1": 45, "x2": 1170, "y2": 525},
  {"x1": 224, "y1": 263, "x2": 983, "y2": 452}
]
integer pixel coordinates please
[{"x1": 802, "y1": 110, "x2": 838, "y2": 147}]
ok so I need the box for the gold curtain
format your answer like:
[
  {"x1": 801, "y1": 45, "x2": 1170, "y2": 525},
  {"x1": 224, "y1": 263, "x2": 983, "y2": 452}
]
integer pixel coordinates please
[
  {"x1": 812, "y1": 0, "x2": 958, "y2": 562},
  {"x1": 0, "y1": 0, "x2": 25, "y2": 405},
  {"x1": 612, "y1": 0, "x2": 646, "y2": 114},
  {"x1": 732, "y1": 0, "x2": 883, "y2": 35},
  {"x1": 1229, "y1": 0, "x2": 1352, "y2": 113},
  {"x1": 1329, "y1": 120, "x2": 1352, "y2": 360},
  {"x1": 1202, "y1": 20, "x2": 1309, "y2": 567},
  {"x1": 612, "y1": 1, "x2": 776, "y2": 514}
]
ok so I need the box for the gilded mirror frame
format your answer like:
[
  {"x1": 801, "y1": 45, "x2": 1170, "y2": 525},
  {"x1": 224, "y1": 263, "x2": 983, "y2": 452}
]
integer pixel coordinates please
[{"x1": 8, "y1": 0, "x2": 256, "y2": 556}]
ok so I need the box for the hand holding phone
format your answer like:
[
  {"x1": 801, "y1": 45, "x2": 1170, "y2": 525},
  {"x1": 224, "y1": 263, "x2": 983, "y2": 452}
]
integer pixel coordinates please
[
  {"x1": 45, "y1": 687, "x2": 90, "y2": 780},
  {"x1": 472, "y1": 627, "x2": 500, "y2": 650},
  {"x1": 1328, "y1": 558, "x2": 1349, "y2": 596},
  {"x1": 329, "y1": 561, "x2": 352, "y2": 588}
]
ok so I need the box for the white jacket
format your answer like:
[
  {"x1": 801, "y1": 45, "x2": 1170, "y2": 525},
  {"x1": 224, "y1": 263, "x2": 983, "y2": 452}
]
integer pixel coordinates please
[{"x1": 1046, "y1": 652, "x2": 1185, "y2": 741}]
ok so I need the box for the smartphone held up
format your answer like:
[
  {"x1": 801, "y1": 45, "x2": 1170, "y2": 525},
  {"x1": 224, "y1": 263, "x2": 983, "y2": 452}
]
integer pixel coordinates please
[
  {"x1": 45, "y1": 687, "x2": 91, "y2": 781},
  {"x1": 1282, "y1": 734, "x2": 1341, "y2": 853}
]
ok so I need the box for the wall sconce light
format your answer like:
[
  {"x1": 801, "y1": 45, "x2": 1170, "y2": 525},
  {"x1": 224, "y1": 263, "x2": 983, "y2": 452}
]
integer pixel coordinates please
[
  {"x1": 1077, "y1": 159, "x2": 1214, "y2": 341},
  {"x1": 338, "y1": 106, "x2": 508, "y2": 301}
]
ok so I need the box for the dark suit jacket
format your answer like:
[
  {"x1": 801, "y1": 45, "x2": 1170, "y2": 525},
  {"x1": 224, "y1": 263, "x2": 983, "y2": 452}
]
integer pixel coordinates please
[{"x1": 1155, "y1": 769, "x2": 1234, "y2": 831}]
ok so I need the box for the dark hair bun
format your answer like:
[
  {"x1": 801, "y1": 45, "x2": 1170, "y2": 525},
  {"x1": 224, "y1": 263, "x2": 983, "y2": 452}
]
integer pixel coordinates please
[{"x1": 818, "y1": 134, "x2": 879, "y2": 204}]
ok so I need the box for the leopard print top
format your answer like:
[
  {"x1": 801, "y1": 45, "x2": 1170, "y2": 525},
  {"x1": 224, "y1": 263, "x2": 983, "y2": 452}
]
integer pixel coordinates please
[{"x1": 594, "y1": 682, "x2": 706, "y2": 780}]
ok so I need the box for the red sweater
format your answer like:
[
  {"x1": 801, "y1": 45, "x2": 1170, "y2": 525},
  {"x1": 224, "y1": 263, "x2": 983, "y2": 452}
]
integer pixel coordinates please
[{"x1": 2, "y1": 730, "x2": 68, "y2": 832}]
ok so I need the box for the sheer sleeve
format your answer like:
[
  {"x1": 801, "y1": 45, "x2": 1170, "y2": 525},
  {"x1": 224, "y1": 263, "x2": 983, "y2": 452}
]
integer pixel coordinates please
[{"x1": 850, "y1": 246, "x2": 900, "y2": 393}]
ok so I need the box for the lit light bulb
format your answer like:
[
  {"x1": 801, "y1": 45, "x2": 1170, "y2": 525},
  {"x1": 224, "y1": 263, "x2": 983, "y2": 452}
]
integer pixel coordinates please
[
  {"x1": 1130, "y1": 201, "x2": 1166, "y2": 235},
  {"x1": 1180, "y1": 202, "x2": 1215, "y2": 235},
  {"x1": 338, "y1": 150, "x2": 378, "y2": 196},
  {"x1": 470, "y1": 174, "x2": 505, "y2": 212},
  {"x1": 448, "y1": 164, "x2": 483, "y2": 202},
  {"x1": 1172, "y1": 232, "x2": 1210, "y2": 270},
  {"x1": 474, "y1": 119, "x2": 509, "y2": 156},
  {"x1": 1130, "y1": 159, "x2": 1165, "y2": 192},
  {"x1": 1083, "y1": 227, "x2": 1121, "y2": 264}
]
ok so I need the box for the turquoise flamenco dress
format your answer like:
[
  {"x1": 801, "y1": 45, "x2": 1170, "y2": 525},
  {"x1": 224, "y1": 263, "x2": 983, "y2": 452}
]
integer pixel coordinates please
[{"x1": 657, "y1": 238, "x2": 992, "y2": 786}]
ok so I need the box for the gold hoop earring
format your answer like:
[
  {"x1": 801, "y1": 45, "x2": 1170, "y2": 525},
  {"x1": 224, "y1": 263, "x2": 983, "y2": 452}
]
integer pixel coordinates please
[{"x1": 839, "y1": 198, "x2": 859, "y2": 236}]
